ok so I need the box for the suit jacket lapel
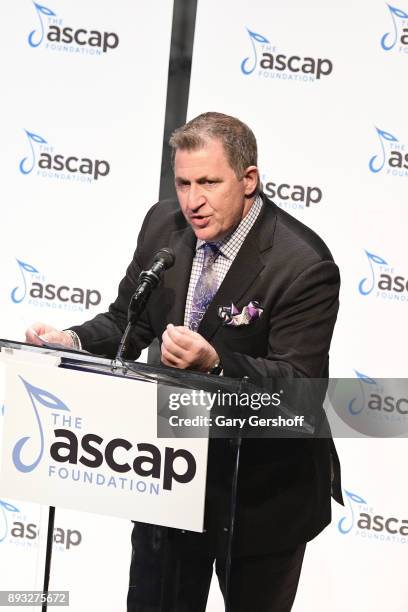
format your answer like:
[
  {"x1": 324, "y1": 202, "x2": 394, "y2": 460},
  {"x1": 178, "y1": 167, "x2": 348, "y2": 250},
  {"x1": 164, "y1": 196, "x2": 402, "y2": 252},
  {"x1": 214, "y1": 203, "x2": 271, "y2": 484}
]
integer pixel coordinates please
[
  {"x1": 162, "y1": 224, "x2": 196, "y2": 326},
  {"x1": 198, "y1": 196, "x2": 278, "y2": 341}
]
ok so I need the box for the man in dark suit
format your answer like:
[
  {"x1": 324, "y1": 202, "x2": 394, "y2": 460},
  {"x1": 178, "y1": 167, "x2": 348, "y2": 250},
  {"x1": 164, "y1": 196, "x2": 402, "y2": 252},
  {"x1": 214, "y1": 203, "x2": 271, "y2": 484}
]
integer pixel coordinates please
[{"x1": 27, "y1": 112, "x2": 342, "y2": 611}]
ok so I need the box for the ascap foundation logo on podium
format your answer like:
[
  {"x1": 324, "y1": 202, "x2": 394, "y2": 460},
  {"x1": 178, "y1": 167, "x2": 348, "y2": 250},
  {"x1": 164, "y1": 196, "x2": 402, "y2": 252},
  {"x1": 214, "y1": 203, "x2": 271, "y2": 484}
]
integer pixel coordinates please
[
  {"x1": 11, "y1": 375, "x2": 197, "y2": 493},
  {"x1": 0, "y1": 361, "x2": 208, "y2": 532}
]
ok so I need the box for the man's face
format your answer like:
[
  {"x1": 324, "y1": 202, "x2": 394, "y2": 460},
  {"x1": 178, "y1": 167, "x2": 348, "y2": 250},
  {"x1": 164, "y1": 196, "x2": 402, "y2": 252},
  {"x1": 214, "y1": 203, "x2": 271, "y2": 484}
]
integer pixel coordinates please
[{"x1": 174, "y1": 139, "x2": 258, "y2": 242}]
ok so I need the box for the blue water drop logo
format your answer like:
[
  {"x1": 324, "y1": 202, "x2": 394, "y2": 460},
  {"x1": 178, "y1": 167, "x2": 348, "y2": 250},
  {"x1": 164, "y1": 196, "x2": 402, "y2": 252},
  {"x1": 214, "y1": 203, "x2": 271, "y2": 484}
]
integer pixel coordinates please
[
  {"x1": 241, "y1": 28, "x2": 270, "y2": 75},
  {"x1": 12, "y1": 377, "x2": 70, "y2": 473}
]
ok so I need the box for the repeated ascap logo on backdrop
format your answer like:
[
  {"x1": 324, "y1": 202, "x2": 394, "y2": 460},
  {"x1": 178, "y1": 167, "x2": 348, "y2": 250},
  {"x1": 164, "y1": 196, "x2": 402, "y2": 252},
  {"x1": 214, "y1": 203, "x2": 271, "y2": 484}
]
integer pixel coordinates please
[
  {"x1": 11, "y1": 258, "x2": 102, "y2": 312},
  {"x1": 358, "y1": 250, "x2": 408, "y2": 302},
  {"x1": 348, "y1": 371, "x2": 379, "y2": 417},
  {"x1": 19, "y1": 129, "x2": 110, "y2": 182},
  {"x1": 241, "y1": 27, "x2": 333, "y2": 82},
  {"x1": 369, "y1": 127, "x2": 408, "y2": 177},
  {"x1": 28, "y1": 1, "x2": 119, "y2": 55},
  {"x1": 329, "y1": 371, "x2": 408, "y2": 437},
  {"x1": 338, "y1": 489, "x2": 408, "y2": 544},
  {"x1": 347, "y1": 371, "x2": 407, "y2": 430},
  {"x1": 262, "y1": 174, "x2": 323, "y2": 210},
  {"x1": 0, "y1": 498, "x2": 81, "y2": 550},
  {"x1": 381, "y1": 3, "x2": 408, "y2": 53},
  {"x1": 0, "y1": 499, "x2": 20, "y2": 543}
]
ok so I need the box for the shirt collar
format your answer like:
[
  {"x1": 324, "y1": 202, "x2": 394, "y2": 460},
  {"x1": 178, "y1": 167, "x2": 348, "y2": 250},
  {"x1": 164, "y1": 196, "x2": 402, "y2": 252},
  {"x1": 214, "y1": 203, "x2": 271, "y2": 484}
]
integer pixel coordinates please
[{"x1": 195, "y1": 194, "x2": 263, "y2": 258}]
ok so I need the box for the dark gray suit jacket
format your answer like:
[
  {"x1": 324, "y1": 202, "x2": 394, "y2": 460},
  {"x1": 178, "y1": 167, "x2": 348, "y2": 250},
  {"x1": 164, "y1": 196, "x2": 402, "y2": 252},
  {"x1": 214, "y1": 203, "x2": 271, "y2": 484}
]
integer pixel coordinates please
[{"x1": 72, "y1": 193, "x2": 343, "y2": 554}]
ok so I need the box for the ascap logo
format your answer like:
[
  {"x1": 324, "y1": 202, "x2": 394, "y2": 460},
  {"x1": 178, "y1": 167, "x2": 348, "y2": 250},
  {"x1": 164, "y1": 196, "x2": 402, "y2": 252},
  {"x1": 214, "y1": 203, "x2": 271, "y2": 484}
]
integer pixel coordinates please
[
  {"x1": 329, "y1": 371, "x2": 408, "y2": 438},
  {"x1": 11, "y1": 258, "x2": 101, "y2": 312},
  {"x1": 28, "y1": 1, "x2": 119, "y2": 56},
  {"x1": 348, "y1": 371, "x2": 408, "y2": 419},
  {"x1": 338, "y1": 490, "x2": 367, "y2": 534},
  {"x1": 369, "y1": 127, "x2": 408, "y2": 177},
  {"x1": 10, "y1": 520, "x2": 81, "y2": 550},
  {"x1": 13, "y1": 378, "x2": 197, "y2": 495},
  {"x1": 19, "y1": 129, "x2": 110, "y2": 182},
  {"x1": 381, "y1": 3, "x2": 408, "y2": 53},
  {"x1": 241, "y1": 27, "x2": 333, "y2": 82},
  {"x1": 12, "y1": 377, "x2": 71, "y2": 473},
  {"x1": 263, "y1": 176, "x2": 322, "y2": 210},
  {"x1": 0, "y1": 499, "x2": 20, "y2": 543},
  {"x1": 359, "y1": 250, "x2": 408, "y2": 302},
  {"x1": 338, "y1": 490, "x2": 408, "y2": 544},
  {"x1": 1, "y1": 499, "x2": 81, "y2": 550}
]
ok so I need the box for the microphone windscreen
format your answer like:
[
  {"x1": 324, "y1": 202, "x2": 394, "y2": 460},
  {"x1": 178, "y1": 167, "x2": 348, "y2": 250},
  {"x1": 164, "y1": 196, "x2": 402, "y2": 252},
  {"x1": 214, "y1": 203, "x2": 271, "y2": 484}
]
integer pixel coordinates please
[{"x1": 154, "y1": 247, "x2": 175, "y2": 270}]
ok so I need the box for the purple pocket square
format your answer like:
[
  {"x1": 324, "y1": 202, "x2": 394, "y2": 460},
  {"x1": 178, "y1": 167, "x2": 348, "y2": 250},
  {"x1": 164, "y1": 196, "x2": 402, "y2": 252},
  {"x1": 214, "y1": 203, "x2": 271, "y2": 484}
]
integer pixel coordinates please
[{"x1": 218, "y1": 301, "x2": 263, "y2": 327}]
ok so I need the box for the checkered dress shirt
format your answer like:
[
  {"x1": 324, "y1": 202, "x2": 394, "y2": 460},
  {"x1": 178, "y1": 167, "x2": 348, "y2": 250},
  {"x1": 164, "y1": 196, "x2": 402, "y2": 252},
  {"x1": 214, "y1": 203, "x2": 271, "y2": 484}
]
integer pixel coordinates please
[{"x1": 184, "y1": 195, "x2": 263, "y2": 327}]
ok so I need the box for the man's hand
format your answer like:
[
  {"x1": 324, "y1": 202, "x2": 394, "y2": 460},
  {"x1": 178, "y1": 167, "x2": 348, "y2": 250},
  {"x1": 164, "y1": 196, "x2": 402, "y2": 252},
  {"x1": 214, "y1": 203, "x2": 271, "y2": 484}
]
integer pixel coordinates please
[
  {"x1": 161, "y1": 324, "x2": 219, "y2": 372},
  {"x1": 25, "y1": 322, "x2": 74, "y2": 348}
]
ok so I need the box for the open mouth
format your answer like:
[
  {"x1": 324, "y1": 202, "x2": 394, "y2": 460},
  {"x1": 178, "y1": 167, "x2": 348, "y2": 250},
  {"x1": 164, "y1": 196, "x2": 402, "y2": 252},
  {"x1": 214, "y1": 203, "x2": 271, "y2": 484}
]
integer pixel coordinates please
[{"x1": 190, "y1": 216, "x2": 210, "y2": 228}]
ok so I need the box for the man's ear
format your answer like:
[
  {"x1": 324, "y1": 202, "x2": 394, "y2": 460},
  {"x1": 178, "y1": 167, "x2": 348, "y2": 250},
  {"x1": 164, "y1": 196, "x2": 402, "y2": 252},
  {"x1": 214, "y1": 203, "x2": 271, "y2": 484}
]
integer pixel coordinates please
[{"x1": 243, "y1": 166, "x2": 259, "y2": 196}]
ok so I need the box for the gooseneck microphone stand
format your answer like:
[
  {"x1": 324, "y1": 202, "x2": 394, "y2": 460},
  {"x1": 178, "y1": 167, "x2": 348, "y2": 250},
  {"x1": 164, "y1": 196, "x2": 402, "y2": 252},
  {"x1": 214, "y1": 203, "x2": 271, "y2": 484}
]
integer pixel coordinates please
[{"x1": 115, "y1": 248, "x2": 175, "y2": 363}]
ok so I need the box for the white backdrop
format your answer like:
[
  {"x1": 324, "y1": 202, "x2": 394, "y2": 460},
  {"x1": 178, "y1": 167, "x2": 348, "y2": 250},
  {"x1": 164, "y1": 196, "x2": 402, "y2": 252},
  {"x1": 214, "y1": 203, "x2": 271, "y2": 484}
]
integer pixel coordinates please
[
  {"x1": 0, "y1": 0, "x2": 173, "y2": 338},
  {"x1": 188, "y1": 0, "x2": 408, "y2": 610},
  {"x1": 0, "y1": 1, "x2": 173, "y2": 611},
  {"x1": 1, "y1": 0, "x2": 408, "y2": 610}
]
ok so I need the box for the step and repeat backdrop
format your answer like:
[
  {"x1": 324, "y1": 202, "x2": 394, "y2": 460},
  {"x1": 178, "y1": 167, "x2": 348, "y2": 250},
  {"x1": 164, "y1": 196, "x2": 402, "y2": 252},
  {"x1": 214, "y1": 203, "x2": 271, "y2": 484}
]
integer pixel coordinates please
[
  {"x1": 0, "y1": 0, "x2": 173, "y2": 611},
  {"x1": 1, "y1": 0, "x2": 407, "y2": 611},
  {"x1": 189, "y1": 1, "x2": 408, "y2": 611}
]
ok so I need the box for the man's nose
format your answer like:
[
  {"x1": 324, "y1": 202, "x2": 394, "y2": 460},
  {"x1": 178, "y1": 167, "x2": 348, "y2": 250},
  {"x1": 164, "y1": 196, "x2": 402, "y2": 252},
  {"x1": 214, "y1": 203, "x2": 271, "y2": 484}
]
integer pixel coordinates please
[{"x1": 186, "y1": 184, "x2": 206, "y2": 211}]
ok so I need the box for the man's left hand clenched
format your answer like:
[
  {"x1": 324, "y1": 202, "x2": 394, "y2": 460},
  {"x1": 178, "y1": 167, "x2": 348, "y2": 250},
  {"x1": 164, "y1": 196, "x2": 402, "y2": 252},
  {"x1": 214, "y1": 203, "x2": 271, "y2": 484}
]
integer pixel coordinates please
[{"x1": 161, "y1": 324, "x2": 219, "y2": 372}]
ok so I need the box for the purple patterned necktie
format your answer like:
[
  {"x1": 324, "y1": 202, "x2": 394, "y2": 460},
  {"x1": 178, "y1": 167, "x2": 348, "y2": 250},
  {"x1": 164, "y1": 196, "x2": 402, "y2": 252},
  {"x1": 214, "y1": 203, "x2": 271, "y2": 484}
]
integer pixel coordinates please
[{"x1": 188, "y1": 243, "x2": 220, "y2": 332}]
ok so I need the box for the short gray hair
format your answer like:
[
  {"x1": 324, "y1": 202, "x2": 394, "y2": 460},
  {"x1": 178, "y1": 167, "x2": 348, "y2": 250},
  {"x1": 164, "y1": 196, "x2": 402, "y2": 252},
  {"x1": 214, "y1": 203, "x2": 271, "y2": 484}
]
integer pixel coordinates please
[{"x1": 169, "y1": 112, "x2": 258, "y2": 180}]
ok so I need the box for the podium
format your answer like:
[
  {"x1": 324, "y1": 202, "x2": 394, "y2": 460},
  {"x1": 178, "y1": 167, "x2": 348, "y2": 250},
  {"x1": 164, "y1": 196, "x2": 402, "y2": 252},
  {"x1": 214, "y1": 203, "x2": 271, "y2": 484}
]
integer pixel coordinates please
[{"x1": 0, "y1": 339, "x2": 245, "y2": 611}]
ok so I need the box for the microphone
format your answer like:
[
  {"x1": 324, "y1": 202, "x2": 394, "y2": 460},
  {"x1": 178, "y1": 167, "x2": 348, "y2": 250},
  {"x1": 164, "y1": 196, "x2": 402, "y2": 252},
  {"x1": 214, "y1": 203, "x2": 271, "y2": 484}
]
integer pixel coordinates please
[
  {"x1": 128, "y1": 248, "x2": 175, "y2": 324},
  {"x1": 115, "y1": 248, "x2": 175, "y2": 362}
]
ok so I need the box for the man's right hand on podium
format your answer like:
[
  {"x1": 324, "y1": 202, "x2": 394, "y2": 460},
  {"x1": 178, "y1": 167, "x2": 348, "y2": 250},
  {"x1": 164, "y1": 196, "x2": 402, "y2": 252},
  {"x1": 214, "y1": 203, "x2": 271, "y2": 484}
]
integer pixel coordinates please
[{"x1": 25, "y1": 323, "x2": 74, "y2": 348}]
